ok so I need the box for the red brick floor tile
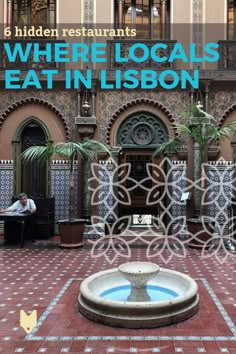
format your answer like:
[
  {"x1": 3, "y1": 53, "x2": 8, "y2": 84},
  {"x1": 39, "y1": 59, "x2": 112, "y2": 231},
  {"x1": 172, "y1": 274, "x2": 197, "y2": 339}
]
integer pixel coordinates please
[
  {"x1": 180, "y1": 341, "x2": 206, "y2": 348},
  {"x1": 23, "y1": 341, "x2": 42, "y2": 352},
  {"x1": 204, "y1": 341, "x2": 222, "y2": 352},
  {"x1": 217, "y1": 342, "x2": 236, "y2": 348},
  {"x1": 40, "y1": 349, "x2": 62, "y2": 354},
  {"x1": 0, "y1": 240, "x2": 235, "y2": 354},
  {"x1": 70, "y1": 340, "x2": 88, "y2": 352},
  {"x1": 87, "y1": 340, "x2": 116, "y2": 348},
  {"x1": 41, "y1": 340, "x2": 72, "y2": 348},
  {"x1": 159, "y1": 341, "x2": 175, "y2": 352}
]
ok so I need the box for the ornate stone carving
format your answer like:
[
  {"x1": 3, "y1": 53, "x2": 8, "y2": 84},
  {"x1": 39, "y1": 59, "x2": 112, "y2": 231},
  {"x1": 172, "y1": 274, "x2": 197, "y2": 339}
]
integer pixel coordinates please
[
  {"x1": 82, "y1": 0, "x2": 95, "y2": 68},
  {"x1": 78, "y1": 126, "x2": 95, "y2": 139},
  {"x1": 192, "y1": 0, "x2": 204, "y2": 70},
  {"x1": 0, "y1": 97, "x2": 70, "y2": 139},
  {"x1": 98, "y1": 90, "x2": 186, "y2": 145},
  {"x1": 31, "y1": 0, "x2": 47, "y2": 17},
  {"x1": 132, "y1": 123, "x2": 154, "y2": 145},
  {"x1": 117, "y1": 113, "x2": 168, "y2": 147},
  {"x1": 83, "y1": 0, "x2": 94, "y2": 24},
  {"x1": 0, "y1": 90, "x2": 77, "y2": 139},
  {"x1": 208, "y1": 88, "x2": 236, "y2": 123}
]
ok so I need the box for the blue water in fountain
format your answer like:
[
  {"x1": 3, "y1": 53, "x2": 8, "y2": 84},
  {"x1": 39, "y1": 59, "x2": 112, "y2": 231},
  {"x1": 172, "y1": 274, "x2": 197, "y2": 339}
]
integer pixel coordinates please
[{"x1": 100, "y1": 285, "x2": 178, "y2": 302}]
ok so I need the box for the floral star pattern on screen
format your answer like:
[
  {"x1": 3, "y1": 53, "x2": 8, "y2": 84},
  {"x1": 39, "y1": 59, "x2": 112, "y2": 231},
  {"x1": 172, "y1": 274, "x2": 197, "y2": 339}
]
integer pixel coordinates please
[{"x1": 88, "y1": 157, "x2": 236, "y2": 264}]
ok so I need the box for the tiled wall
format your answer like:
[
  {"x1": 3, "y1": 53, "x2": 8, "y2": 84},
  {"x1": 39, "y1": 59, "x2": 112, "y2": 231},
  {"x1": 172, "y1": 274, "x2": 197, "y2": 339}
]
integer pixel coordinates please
[
  {"x1": 0, "y1": 160, "x2": 14, "y2": 232},
  {"x1": 0, "y1": 160, "x2": 14, "y2": 207},
  {"x1": 97, "y1": 161, "x2": 114, "y2": 220},
  {"x1": 171, "y1": 161, "x2": 187, "y2": 221},
  {"x1": 0, "y1": 159, "x2": 233, "y2": 235},
  {"x1": 50, "y1": 161, "x2": 78, "y2": 222},
  {"x1": 206, "y1": 161, "x2": 233, "y2": 225}
]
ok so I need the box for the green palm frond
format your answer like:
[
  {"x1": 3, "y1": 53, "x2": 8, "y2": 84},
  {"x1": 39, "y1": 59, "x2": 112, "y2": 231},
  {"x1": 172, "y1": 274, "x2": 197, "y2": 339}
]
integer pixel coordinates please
[
  {"x1": 54, "y1": 142, "x2": 92, "y2": 161},
  {"x1": 20, "y1": 144, "x2": 55, "y2": 164},
  {"x1": 156, "y1": 118, "x2": 236, "y2": 159},
  {"x1": 80, "y1": 139, "x2": 111, "y2": 159},
  {"x1": 174, "y1": 123, "x2": 192, "y2": 136},
  {"x1": 154, "y1": 139, "x2": 186, "y2": 157},
  {"x1": 19, "y1": 139, "x2": 111, "y2": 221},
  {"x1": 20, "y1": 140, "x2": 111, "y2": 165},
  {"x1": 217, "y1": 120, "x2": 236, "y2": 138}
]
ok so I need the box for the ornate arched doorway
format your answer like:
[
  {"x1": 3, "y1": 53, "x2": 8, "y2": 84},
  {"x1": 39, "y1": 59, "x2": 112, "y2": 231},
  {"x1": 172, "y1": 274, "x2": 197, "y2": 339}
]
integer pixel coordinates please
[
  {"x1": 117, "y1": 112, "x2": 168, "y2": 220},
  {"x1": 21, "y1": 123, "x2": 47, "y2": 196},
  {"x1": 14, "y1": 117, "x2": 51, "y2": 196}
]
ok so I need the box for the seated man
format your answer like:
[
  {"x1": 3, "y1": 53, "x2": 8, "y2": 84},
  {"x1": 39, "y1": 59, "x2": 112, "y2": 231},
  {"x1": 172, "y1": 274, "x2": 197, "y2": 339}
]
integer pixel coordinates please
[
  {"x1": 0, "y1": 193, "x2": 37, "y2": 243},
  {"x1": 0, "y1": 193, "x2": 37, "y2": 214}
]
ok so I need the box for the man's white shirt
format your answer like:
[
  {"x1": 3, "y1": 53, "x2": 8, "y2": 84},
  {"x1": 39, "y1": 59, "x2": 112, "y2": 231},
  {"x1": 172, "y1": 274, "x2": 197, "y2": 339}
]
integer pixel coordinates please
[{"x1": 7, "y1": 199, "x2": 36, "y2": 213}]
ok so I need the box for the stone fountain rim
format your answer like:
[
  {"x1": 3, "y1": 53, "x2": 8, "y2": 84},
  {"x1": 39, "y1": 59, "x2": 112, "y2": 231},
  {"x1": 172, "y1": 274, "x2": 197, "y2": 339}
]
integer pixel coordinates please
[{"x1": 79, "y1": 267, "x2": 198, "y2": 308}]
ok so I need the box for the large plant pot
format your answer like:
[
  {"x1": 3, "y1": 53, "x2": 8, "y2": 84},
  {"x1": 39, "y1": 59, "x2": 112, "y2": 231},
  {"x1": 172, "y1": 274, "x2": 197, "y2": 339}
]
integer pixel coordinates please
[
  {"x1": 187, "y1": 218, "x2": 214, "y2": 249},
  {"x1": 58, "y1": 219, "x2": 85, "y2": 248}
]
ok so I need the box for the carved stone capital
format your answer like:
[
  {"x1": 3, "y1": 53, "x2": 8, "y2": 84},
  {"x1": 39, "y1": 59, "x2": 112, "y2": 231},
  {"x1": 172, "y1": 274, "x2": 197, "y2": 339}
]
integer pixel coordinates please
[
  {"x1": 208, "y1": 145, "x2": 220, "y2": 160},
  {"x1": 202, "y1": 80, "x2": 211, "y2": 93},
  {"x1": 77, "y1": 123, "x2": 96, "y2": 140},
  {"x1": 75, "y1": 116, "x2": 97, "y2": 125}
]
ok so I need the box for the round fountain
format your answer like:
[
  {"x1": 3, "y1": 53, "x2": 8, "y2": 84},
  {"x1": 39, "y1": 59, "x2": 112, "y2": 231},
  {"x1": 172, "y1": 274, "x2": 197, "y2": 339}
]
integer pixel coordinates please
[
  {"x1": 118, "y1": 262, "x2": 160, "y2": 301},
  {"x1": 78, "y1": 262, "x2": 199, "y2": 328}
]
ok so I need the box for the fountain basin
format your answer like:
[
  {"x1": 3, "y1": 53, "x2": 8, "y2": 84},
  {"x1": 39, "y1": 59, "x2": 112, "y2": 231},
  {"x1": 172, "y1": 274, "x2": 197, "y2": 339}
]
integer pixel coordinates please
[
  {"x1": 78, "y1": 266, "x2": 199, "y2": 328},
  {"x1": 118, "y1": 262, "x2": 160, "y2": 288},
  {"x1": 118, "y1": 261, "x2": 160, "y2": 301}
]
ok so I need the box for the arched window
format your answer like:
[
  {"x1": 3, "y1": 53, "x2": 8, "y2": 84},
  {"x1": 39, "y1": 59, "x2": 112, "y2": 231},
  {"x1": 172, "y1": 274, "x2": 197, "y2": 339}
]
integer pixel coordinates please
[
  {"x1": 21, "y1": 123, "x2": 47, "y2": 197},
  {"x1": 228, "y1": 0, "x2": 236, "y2": 39},
  {"x1": 115, "y1": 0, "x2": 170, "y2": 39},
  {"x1": 11, "y1": 0, "x2": 56, "y2": 34}
]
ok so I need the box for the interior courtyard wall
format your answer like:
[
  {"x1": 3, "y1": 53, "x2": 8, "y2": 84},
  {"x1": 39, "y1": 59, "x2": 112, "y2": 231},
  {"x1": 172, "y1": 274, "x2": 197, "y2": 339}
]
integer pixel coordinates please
[
  {"x1": 219, "y1": 110, "x2": 236, "y2": 161},
  {"x1": 0, "y1": 0, "x2": 4, "y2": 26},
  {"x1": 58, "y1": 0, "x2": 82, "y2": 23},
  {"x1": 208, "y1": 85, "x2": 236, "y2": 162},
  {"x1": 97, "y1": 90, "x2": 188, "y2": 145},
  {"x1": 0, "y1": 104, "x2": 67, "y2": 160},
  {"x1": 0, "y1": 89, "x2": 77, "y2": 146},
  {"x1": 109, "y1": 103, "x2": 176, "y2": 147}
]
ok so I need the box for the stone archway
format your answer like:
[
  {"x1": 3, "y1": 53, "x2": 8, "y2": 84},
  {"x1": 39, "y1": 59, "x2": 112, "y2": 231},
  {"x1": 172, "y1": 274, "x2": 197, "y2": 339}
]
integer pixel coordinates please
[
  {"x1": 107, "y1": 98, "x2": 176, "y2": 146},
  {"x1": 117, "y1": 112, "x2": 168, "y2": 148},
  {"x1": 218, "y1": 105, "x2": 236, "y2": 161},
  {"x1": 116, "y1": 111, "x2": 169, "y2": 221},
  {"x1": 14, "y1": 118, "x2": 50, "y2": 196}
]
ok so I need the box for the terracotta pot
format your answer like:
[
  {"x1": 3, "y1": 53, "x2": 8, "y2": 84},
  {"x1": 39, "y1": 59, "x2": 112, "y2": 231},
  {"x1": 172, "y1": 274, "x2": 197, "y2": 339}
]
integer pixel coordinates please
[
  {"x1": 187, "y1": 218, "x2": 214, "y2": 249},
  {"x1": 58, "y1": 219, "x2": 85, "y2": 248}
]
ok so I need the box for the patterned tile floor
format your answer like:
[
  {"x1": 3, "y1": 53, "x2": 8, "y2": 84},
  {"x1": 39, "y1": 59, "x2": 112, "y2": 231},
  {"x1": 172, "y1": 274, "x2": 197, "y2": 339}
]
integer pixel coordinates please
[{"x1": 0, "y1": 236, "x2": 235, "y2": 354}]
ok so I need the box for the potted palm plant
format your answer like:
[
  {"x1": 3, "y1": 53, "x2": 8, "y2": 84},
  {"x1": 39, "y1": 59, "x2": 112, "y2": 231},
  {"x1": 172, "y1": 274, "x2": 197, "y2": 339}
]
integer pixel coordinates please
[
  {"x1": 20, "y1": 139, "x2": 111, "y2": 248},
  {"x1": 155, "y1": 103, "x2": 236, "y2": 248}
]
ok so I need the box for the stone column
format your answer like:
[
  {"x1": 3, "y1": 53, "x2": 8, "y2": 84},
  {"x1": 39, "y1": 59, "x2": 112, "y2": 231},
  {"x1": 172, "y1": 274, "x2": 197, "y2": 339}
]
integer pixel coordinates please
[
  {"x1": 117, "y1": 0, "x2": 124, "y2": 29},
  {"x1": 76, "y1": 90, "x2": 81, "y2": 118},
  {"x1": 78, "y1": 127, "x2": 96, "y2": 222},
  {"x1": 190, "y1": 88, "x2": 195, "y2": 107},
  {"x1": 82, "y1": 159, "x2": 92, "y2": 221},
  {"x1": 193, "y1": 142, "x2": 202, "y2": 216},
  {"x1": 160, "y1": 0, "x2": 167, "y2": 40},
  {"x1": 164, "y1": 153, "x2": 174, "y2": 234},
  {"x1": 75, "y1": 82, "x2": 98, "y2": 221},
  {"x1": 91, "y1": 89, "x2": 96, "y2": 118},
  {"x1": 7, "y1": 0, "x2": 13, "y2": 29},
  {"x1": 112, "y1": 146, "x2": 122, "y2": 218},
  {"x1": 203, "y1": 81, "x2": 210, "y2": 112}
]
